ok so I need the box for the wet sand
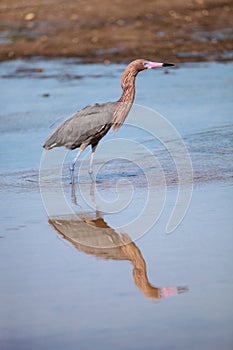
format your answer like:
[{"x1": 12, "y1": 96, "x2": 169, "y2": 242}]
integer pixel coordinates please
[
  {"x1": 0, "y1": 60, "x2": 233, "y2": 349},
  {"x1": 0, "y1": 0, "x2": 232, "y2": 63}
]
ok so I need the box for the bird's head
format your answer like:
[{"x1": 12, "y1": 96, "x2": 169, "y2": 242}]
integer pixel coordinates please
[
  {"x1": 121, "y1": 58, "x2": 175, "y2": 90},
  {"x1": 132, "y1": 58, "x2": 175, "y2": 72}
]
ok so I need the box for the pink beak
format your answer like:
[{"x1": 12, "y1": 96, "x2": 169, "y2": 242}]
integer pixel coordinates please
[{"x1": 147, "y1": 61, "x2": 175, "y2": 69}]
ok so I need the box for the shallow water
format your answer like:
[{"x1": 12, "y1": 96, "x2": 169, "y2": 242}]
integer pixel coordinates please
[{"x1": 0, "y1": 59, "x2": 233, "y2": 350}]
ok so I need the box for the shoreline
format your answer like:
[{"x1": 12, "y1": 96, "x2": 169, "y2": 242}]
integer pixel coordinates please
[{"x1": 0, "y1": 0, "x2": 232, "y2": 64}]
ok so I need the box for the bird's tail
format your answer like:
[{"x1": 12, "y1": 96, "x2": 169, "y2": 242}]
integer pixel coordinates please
[{"x1": 43, "y1": 135, "x2": 58, "y2": 150}]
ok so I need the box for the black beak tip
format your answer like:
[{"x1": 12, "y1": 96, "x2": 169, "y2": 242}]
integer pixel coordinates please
[{"x1": 162, "y1": 62, "x2": 175, "y2": 67}]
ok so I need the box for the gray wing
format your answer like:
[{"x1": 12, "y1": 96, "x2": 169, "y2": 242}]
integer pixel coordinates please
[{"x1": 43, "y1": 102, "x2": 116, "y2": 150}]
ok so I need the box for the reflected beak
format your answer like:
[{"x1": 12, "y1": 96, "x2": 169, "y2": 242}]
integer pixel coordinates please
[{"x1": 146, "y1": 61, "x2": 175, "y2": 69}]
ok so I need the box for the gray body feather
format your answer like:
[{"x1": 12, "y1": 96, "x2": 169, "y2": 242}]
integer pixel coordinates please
[{"x1": 43, "y1": 102, "x2": 117, "y2": 150}]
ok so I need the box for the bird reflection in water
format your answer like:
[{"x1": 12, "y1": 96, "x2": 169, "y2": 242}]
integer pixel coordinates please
[{"x1": 48, "y1": 183, "x2": 188, "y2": 300}]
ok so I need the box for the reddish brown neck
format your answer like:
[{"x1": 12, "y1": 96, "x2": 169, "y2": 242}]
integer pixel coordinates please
[
  {"x1": 112, "y1": 69, "x2": 137, "y2": 130},
  {"x1": 118, "y1": 68, "x2": 137, "y2": 103},
  {"x1": 118, "y1": 84, "x2": 135, "y2": 104}
]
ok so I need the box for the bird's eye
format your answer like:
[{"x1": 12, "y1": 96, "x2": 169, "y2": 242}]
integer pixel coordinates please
[{"x1": 143, "y1": 62, "x2": 150, "y2": 68}]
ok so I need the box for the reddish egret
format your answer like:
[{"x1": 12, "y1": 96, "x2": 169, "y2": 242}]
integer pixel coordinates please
[{"x1": 43, "y1": 59, "x2": 174, "y2": 182}]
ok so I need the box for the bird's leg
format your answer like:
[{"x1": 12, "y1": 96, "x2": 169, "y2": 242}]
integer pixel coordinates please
[
  {"x1": 69, "y1": 144, "x2": 86, "y2": 184},
  {"x1": 69, "y1": 149, "x2": 81, "y2": 183},
  {"x1": 88, "y1": 144, "x2": 98, "y2": 181},
  {"x1": 88, "y1": 152, "x2": 95, "y2": 177}
]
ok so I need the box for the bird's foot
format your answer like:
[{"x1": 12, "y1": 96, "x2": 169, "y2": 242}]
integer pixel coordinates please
[
  {"x1": 88, "y1": 168, "x2": 95, "y2": 182},
  {"x1": 69, "y1": 164, "x2": 75, "y2": 184}
]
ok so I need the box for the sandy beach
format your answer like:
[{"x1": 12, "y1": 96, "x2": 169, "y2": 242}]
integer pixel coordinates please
[{"x1": 0, "y1": 0, "x2": 232, "y2": 63}]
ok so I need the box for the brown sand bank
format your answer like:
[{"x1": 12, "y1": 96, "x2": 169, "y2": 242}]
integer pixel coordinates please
[{"x1": 0, "y1": 0, "x2": 232, "y2": 63}]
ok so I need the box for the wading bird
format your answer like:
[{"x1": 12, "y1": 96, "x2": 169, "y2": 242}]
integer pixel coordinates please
[{"x1": 43, "y1": 59, "x2": 174, "y2": 182}]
